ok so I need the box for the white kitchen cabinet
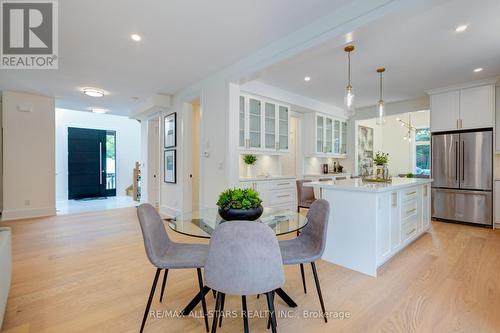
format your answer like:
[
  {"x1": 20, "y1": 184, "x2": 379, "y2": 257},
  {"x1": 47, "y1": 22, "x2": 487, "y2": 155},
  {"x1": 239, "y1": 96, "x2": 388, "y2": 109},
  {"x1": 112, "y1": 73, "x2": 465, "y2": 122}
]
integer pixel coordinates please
[
  {"x1": 495, "y1": 181, "x2": 500, "y2": 225},
  {"x1": 495, "y1": 87, "x2": 500, "y2": 152},
  {"x1": 422, "y1": 184, "x2": 431, "y2": 230},
  {"x1": 304, "y1": 112, "x2": 348, "y2": 158},
  {"x1": 429, "y1": 84, "x2": 495, "y2": 132},
  {"x1": 239, "y1": 178, "x2": 296, "y2": 211},
  {"x1": 240, "y1": 94, "x2": 290, "y2": 153}
]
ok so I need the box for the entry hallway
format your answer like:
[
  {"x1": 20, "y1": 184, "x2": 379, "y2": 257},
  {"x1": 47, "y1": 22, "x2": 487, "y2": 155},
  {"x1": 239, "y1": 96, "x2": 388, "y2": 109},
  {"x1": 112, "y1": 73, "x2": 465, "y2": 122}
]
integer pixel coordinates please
[{"x1": 2, "y1": 208, "x2": 500, "y2": 333}]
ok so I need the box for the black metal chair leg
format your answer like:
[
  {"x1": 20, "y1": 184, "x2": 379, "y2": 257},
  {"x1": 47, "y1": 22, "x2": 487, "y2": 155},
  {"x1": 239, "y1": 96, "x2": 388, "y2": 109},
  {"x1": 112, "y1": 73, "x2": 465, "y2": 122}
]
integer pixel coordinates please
[
  {"x1": 300, "y1": 264, "x2": 307, "y2": 294},
  {"x1": 159, "y1": 269, "x2": 168, "y2": 302},
  {"x1": 197, "y1": 268, "x2": 210, "y2": 332},
  {"x1": 212, "y1": 289, "x2": 217, "y2": 299},
  {"x1": 218, "y1": 293, "x2": 226, "y2": 327},
  {"x1": 140, "y1": 268, "x2": 161, "y2": 333},
  {"x1": 265, "y1": 292, "x2": 277, "y2": 333},
  {"x1": 311, "y1": 262, "x2": 327, "y2": 323},
  {"x1": 242, "y1": 296, "x2": 249, "y2": 333},
  {"x1": 211, "y1": 292, "x2": 223, "y2": 333}
]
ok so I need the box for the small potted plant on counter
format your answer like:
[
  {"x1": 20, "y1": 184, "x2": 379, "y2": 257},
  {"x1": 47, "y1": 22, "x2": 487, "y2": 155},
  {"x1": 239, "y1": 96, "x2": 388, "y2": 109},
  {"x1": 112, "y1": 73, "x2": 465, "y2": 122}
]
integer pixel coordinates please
[
  {"x1": 216, "y1": 188, "x2": 263, "y2": 221},
  {"x1": 373, "y1": 151, "x2": 389, "y2": 179},
  {"x1": 243, "y1": 154, "x2": 257, "y2": 177}
]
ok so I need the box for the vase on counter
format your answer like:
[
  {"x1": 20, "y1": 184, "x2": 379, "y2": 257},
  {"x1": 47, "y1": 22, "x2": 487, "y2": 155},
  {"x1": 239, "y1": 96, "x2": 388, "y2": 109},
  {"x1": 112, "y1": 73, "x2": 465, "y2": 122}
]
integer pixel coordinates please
[
  {"x1": 246, "y1": 164, "x2": 254, "y2": 178},
  {"x1": 375, "y1": 164, "x2": 388, "y2": 179}
]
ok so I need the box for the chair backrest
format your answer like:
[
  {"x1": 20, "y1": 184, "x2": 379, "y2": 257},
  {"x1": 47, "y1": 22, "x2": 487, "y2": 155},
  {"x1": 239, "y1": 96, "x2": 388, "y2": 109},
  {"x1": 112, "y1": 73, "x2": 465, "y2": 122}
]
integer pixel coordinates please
[
  {"x1": 204, "y1": 221, "x2": 284, "y2": 295},
  {"x1": 136, "y1": 203, "x2": 172, "y2": 267},
  {"x1": 299, "y1": 199, "x2": 330, "y2": 257},
  {"x1": 296, "y1": 179, "x2": 315, "y2": 203}
]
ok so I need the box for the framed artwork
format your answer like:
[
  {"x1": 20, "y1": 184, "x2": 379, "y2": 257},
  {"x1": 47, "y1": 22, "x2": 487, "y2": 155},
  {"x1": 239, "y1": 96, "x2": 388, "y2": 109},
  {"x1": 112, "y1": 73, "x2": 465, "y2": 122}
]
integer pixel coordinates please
[
  {"x1": 164, "y1": 149, "x2": 176, "y2": 183},
  {"x1": 357, "y1": 125, "x2": 374, "y2": 176},
  {"x1": 164, "y1": 112, "x2": 176, "y2": 148}
]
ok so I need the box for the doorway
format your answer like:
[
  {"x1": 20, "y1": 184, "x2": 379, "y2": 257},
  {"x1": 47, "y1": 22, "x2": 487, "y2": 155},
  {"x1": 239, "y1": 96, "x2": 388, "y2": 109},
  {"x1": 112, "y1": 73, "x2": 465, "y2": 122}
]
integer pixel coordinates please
[{"x1": 68, "y1": 127, "x2": 116, "y2": 199}]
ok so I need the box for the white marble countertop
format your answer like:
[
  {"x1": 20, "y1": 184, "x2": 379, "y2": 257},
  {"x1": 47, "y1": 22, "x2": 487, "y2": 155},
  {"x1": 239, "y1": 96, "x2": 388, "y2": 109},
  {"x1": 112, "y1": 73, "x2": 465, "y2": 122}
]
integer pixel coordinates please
[
  {"x1": 304, "y1": 177, "x2": 433, "y2": 193},
  {"x1": 303, "y1": 173, "x2": 351, "y2": 177},
  {"x1": 239, "y1": 175, "x2": 296, "y2": 182}
]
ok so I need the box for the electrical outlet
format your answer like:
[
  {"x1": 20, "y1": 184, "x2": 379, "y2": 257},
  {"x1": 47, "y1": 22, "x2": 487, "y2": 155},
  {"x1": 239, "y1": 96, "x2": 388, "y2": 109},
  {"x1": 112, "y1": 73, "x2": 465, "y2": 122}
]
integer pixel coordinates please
[{"x1": 24, "y1": 200, "x2": 30, "y2": 207}]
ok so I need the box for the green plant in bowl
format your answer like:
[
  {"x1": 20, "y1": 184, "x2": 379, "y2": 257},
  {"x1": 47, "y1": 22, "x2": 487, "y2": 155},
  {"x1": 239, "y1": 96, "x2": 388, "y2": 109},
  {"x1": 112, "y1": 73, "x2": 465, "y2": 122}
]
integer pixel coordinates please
[
  {"x1": 216, "y1": 188, "x2": 263, "y2": 221},
  {"x1": 243, "y1": 154, "x2": 257, "y2": 165},
  {"x1": 373, "y1": 152, "x2": 389, "y2": 165}
]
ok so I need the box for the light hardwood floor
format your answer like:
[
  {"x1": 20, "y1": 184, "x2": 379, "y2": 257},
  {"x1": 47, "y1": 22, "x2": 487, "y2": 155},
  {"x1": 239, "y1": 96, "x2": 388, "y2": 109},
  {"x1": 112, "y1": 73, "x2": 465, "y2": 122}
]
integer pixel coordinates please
[{"x1": 1, "y1": 208, "x2": 500, "y2": 333}]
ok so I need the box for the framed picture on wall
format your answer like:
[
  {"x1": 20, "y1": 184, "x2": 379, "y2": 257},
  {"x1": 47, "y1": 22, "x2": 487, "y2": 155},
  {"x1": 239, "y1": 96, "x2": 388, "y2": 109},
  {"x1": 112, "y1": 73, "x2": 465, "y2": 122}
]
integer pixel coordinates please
[
  {"x1": 164, "y1": 112, "x2": 176, "y2": 148},
  {"x1": 164, "y1": 149, "x2": 176, "y2": 183}
]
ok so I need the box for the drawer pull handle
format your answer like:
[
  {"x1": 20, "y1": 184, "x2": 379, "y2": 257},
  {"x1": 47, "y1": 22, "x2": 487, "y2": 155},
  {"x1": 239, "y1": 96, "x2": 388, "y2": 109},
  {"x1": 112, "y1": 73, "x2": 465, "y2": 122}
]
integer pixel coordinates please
[
  {"x1": 406, "y1": 228, "x2": 416, "y2": 236},
  {"x1": 277, "y1": 195, "x2": 290, "y2": 198},
  {"x1": 406, "y1": 191, "x2": 417, "y2": 196},
  {"x1": 276, "y1": 182, "x2": 290, "y2": 186},
  {"x1": 406, "y1": 208, "x2": 417, "y2": 214}
]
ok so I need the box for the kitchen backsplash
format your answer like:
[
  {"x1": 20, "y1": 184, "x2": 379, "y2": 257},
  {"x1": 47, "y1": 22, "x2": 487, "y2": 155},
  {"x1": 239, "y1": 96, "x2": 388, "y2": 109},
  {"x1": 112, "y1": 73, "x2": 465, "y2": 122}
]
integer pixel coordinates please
[
  {"x1": 304, "y1": 157, "x2": 345, "y2": 175},
  {"x1": 239, "y1": 154, "x2": 281, "y2": 178}
]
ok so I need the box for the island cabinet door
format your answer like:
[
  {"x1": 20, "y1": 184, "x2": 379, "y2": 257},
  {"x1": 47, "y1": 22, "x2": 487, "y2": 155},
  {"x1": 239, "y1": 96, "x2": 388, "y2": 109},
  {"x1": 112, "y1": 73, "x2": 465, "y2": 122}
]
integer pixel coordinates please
[
  {"x1": 376, "y1": 193, "x2": 393, "y2": 265},
  {"x1": 390, "y1": 191, "x2": 402, "y2": 251},
  {"x1": 422, "y1": 184, "x2": 431, "y2": 230}
]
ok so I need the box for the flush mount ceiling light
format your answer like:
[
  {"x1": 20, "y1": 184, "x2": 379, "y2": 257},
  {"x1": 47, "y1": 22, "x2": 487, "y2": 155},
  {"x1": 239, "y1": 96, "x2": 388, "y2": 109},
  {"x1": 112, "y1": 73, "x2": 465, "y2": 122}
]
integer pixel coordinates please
[
  {"x1": 344, "y1": 45, "x2": 356, "y2": 118},
  {"x1": 82, "y1": 87, "x2": 105, "y2": 98},
  {"x1": 90, "y1": 108, "x2": 109, "y2": 114},
  {"x1": 473, "y1": 67, "x2": 483, "y2": 73},
  {"x1": 455, "y1": 24, "x2": 468, "y2": 33},
  {"x1": 304, "y1": 76, "x2": 311, "y2": 82},
  {"x1": 376, "y1": 67, "x2": 386, "y2": 125},
  {"x1": 130, "y1": 34, "x2": 142, "y2": 41}
]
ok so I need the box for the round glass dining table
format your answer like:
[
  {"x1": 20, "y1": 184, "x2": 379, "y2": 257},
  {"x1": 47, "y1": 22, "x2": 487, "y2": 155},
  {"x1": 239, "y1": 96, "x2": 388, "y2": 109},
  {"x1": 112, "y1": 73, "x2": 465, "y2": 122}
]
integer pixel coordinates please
[
  {"x1": 167, "y1": 207, "x2": 308, "y2": 315},
  {"x1": 168, "y1": 207, "x2": 308, "y2": 238}
]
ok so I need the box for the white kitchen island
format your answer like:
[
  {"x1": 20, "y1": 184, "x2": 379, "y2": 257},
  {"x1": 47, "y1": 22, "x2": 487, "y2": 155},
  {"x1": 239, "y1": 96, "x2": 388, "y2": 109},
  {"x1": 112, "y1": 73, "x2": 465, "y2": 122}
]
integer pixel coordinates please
[{"x1": 305, "y1": 178, "x2": 433, "y2": 277}]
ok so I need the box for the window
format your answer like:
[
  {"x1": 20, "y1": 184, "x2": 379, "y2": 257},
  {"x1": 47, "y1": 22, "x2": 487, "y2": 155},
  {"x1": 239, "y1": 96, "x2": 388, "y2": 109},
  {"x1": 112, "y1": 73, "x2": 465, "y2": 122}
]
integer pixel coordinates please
[{"x1": 415, "y1": 128, "x2": 430, "y2": 175}]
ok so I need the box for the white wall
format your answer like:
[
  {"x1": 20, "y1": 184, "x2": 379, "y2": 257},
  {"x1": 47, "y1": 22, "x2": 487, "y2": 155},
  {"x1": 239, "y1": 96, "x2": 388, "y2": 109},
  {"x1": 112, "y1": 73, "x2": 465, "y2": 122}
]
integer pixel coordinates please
[
  {"x1": 55, "y1": 108, "x2": 141, "y2": 201},
  {"x1": 2, "y1": 91, "x2": 55, "y2": 220}
]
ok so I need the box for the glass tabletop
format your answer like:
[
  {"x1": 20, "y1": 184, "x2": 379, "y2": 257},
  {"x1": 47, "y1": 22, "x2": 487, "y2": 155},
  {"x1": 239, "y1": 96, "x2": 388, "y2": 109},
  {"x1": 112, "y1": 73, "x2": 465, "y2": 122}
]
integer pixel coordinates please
[{"x1": 168, "y1": 207, "x2": 308, "y2": 238}]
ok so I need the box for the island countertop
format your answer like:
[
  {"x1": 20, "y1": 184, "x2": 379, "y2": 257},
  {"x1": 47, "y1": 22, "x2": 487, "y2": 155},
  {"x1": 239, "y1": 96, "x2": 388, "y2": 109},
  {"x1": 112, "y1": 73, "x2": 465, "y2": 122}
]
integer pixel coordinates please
[{"x1": 304, "y1": 177, "x2": 433, "y2": 193}]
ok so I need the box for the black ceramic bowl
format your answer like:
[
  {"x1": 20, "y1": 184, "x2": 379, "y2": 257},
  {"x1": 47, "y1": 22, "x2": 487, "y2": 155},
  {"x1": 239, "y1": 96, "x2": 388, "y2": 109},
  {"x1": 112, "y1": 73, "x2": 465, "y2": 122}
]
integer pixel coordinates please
[{"x1": 218, "y1": 205, "x2": 264, "y2": 221}]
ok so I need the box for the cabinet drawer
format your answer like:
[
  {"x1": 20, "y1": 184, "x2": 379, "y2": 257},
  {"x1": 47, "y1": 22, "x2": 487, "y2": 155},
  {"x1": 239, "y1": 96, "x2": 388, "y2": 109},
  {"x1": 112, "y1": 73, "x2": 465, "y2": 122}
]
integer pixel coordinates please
[
  {"x1": 268, "y1": 179, "x2": 295, "y2": 191},
  {"x1": 402, "y1": 189, "x2": 418, "y2": 202},
  {"x1": 402, "y1": 219, "x2": 418, "y2": 242},
  {"x1": 401, "y1": 199, "x2": 418, "y2": 220},
  {"x1": 268, "y1": 190, "x2": 295, "y2": 205}
]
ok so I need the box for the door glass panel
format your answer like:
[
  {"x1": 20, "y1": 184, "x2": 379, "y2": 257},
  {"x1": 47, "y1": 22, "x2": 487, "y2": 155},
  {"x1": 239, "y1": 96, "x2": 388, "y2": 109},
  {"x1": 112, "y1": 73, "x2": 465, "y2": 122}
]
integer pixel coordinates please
[
  {"x1": 105, "y1": 131, "x2": 116, "y2": 191},
  {"x1": 278, "y1": 106, "x2": 288, "y2": 150},
  {"x1": 265, "y1": 102, "x2": 276, "y2": 149},
  {"x1": 341, "y1": 121, "x2": 347, "y2": 154},
  {"x1": 317, "y1": 116, "x2": 324, "y2": 153},
  {"x1": 249, "y1": 98, "x2": 261, "y2": 148},
  {"x1": 334, "y1": 120, "x2": 341, "y2": 154},
  {"x1": 325, "y1": 118, "x2": 333, "y2": 153},
  {"x1": 239, "y1": 96, "x2": 245, "y2": 147}
]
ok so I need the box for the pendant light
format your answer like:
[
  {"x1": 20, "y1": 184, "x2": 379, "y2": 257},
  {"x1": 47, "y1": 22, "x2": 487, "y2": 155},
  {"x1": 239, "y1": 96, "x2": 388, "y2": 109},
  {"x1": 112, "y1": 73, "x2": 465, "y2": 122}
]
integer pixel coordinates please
[
  {"x1": 376, "y1": 67, "x2": 386, "y2": 125},
  {"x1": 344, "y1": 45, "x2": 355, "y2": 118}
]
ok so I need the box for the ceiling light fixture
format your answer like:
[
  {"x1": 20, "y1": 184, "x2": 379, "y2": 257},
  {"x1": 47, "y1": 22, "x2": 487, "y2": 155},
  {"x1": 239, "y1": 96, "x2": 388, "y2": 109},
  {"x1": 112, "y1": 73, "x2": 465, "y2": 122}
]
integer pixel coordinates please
[
  {"x1": 398, "y1": 115, "x2": 415, "y2": 142},
  {"x1": 304, "y1": 76, "x2": 311, "y2": 82},
  {"x1": 376, "y1": 67, "x2": 386, "y2": 125},
  {"x1": 90, "y1": 108, "x2": 108, "y2": 114},
  {"x1": 473, "y1": 67, "x2": 483, "y2": 73},
  {"x1": 131, "y1": 34, "x2": 142, "y2": 41},
  {"x1": 344, "y1": 45, "x2": 356, "y2": 118},
  {"x1": 455, "y1": 24, "x2": 468, "y2": 33},
  {"x1": 82, "y1": 87, "x2": 105, "y2": 98}
]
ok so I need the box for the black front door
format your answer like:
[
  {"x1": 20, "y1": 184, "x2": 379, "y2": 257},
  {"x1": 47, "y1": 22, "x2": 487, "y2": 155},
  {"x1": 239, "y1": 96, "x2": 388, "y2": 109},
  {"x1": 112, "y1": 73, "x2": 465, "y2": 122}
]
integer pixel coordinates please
[{"x1": 68, "y1": 128, "x2": 115, "y2": 199}]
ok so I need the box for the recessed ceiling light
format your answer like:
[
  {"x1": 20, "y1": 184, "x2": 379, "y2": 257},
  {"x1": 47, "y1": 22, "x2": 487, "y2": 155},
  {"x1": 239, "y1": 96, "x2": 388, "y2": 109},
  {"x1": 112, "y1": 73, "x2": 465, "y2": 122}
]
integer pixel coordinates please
[
  {"x1": 304, "y1": 76, "x2": 311, "y2": 82},
  {"x1": 130, "y1": 34, "x2": 142, "y2": 41},
  {"x1": 82, "y1": 88, "x2": 105, "y2": 97},
  {"x1": 455, "y1": 24, "x2": 468, "y2": 33},
  {"x1": 473, "y1": 67, "x2": 483, "y2": 73},
  {"x1": 90, "y1": 108, "x2": 108, "y2": 114}
]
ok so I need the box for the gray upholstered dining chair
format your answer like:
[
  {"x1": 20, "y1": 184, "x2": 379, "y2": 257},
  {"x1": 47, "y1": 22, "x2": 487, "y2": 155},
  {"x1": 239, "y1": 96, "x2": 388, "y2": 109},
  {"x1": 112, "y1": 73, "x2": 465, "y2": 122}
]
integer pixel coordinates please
[
  {"x1": 136, "y1": 204, "x2": 209, "y2": 333},
  {"x1": 296, "y1": 179, "x2": 316, "y2": 212},
  {"x1": 279, "y1": 199, "x2": 330, "y2": 323},
  {"x1": 205, "y1": 221, "x2": 284, "y2": 333}
]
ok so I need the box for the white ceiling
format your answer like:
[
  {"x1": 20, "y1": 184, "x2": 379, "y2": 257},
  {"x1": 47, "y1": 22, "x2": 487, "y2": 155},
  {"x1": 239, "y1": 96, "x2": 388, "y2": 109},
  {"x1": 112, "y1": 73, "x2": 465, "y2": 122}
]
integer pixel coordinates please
[
  {"x1": 0, "y1": 0, "x2": 351, "y2": 115},
  {"x1": 255, "y1": 0, "x2": 500, "y2": 109}
]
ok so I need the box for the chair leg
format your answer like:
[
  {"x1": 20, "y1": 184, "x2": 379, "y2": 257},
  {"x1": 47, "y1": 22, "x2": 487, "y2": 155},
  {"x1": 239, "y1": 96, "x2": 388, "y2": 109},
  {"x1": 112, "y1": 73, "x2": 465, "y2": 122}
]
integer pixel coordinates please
[
  {"x1": 300, "y1": 264, "x2": 307, "y2": 294},
  {"x1": 196, "y1": 268, "x2": 210, "y2": 332},
  {"x1": 241, "y1": 295, "x2": 249, "y2": 333},
  {"x1": 211, "y1": 292, "x2": 223, "y2": 333},
  {"x1": 218, "y1": 293, "x2": 226, "y2": 327},
  {"x1": 265, "y1": 292, "x2": 277, "y2": 333},
  {"x1": 140, "y1": 268, "x2": 161, "y2": 333},
  {"x1": 311, "y1": 262, "x2": 327, "y2": 323},
  {"x1": 159, "y1": 269, "x2": 168, "y2": 302},
  {"x1": 212, "y1": 289, "x2": 217, "y2": 299}
]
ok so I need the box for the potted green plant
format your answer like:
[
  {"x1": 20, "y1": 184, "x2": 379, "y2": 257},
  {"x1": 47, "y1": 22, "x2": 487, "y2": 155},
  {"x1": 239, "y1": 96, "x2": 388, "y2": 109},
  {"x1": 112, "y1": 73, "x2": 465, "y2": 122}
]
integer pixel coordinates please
[
  {"x1": 216, "y1": 188, "x2": 263, "y2": 221},
  {"x1": 373, "y1": 152, "x2": 389, "y2": 179},
  {"x1": 242, "y1": 154, "x2": 257, "y2": 177}
]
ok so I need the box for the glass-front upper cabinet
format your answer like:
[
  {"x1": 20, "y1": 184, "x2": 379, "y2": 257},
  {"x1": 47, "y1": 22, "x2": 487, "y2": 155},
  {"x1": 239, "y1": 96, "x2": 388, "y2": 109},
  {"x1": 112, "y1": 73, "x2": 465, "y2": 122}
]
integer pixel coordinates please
[
  {"x1": 239, "y1": 96, "x2": 246, "y2": 148},
  {"x1": 248, "y1": 98, "x2": 262, "y2": 149},
  {"x1": 264, "y1": 102, "x2": 276, "y2": 149},
  {"x1": 334, "y1": 120, "x2": 341, "y2": 154},
  {"x1": 341, "y1": 121, "x2": 347, "y2": 154},
  {"x1": 278, "y1": 105, "x2": 289, "y2": 150},
  {"x1": 325, "y1": 118, "x2": 333, "y2": 153},
  {"x1": 316, "y1": 116, "x2": 324, "y2": 153}
]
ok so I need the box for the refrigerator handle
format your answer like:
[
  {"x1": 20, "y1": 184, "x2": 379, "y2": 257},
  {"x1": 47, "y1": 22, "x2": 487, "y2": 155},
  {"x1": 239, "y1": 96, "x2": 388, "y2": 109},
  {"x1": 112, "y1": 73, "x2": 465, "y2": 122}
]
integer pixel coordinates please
[
  {"x1": 455, "y1": 141, "x2": 458, "y2": 182},
  {"x1": 461, "y1": 141, "x2": 465, "y2": 182}
]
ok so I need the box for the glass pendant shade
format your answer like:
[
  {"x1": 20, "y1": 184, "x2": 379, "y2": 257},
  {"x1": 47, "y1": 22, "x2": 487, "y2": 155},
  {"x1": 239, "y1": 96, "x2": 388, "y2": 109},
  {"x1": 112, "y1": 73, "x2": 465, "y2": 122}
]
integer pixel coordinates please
[
  {"x1": 344, "y1": 85, "x2": 355, "y2": 117},
  {"x1": 376, "y1": 99, "x2": 385, "y2": 125}
]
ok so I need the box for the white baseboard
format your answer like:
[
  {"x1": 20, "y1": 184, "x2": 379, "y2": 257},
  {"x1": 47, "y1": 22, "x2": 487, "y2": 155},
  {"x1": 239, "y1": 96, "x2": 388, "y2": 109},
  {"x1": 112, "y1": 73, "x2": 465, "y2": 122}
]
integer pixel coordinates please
[
  {"x1": 159, "y1": 205, "x2": 181, "y2": 218},
  {"x1": 1, "y1": 207, "x2": 56, "y2": 221}
]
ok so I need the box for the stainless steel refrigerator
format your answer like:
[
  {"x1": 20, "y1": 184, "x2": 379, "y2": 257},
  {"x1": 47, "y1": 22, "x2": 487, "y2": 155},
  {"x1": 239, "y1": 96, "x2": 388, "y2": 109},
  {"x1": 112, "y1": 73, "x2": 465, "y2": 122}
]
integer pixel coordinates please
[{"x1": 431, "y1": 130, "x2": 493, "y2": 226}]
